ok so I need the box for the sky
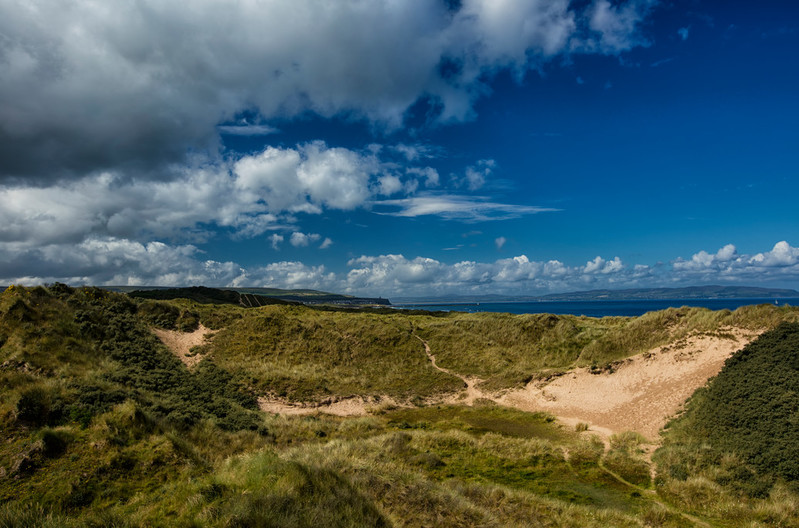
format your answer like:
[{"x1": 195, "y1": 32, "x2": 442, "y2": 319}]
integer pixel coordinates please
[{"x1": 1, "y1": 0, "x2": 798, "y2": 297}]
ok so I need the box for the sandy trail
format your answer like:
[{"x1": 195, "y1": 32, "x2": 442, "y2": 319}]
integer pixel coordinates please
[
  {"x1": 414, "y1": 335, "x2": 485, "y2": 405},
  {"x1": 152, "y1": 324, "x2": 215, "y2": 368}
]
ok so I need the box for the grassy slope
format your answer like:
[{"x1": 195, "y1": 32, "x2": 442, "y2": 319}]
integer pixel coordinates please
[
  {"x1": 2, "y1": 285, "x2": 799, "y2": 526},
  {"x1": 413, "y1": 304, "x2": 797, "y2": 391},
  {"x1": 653, "y1": 323, "x2": 799, "y2": 525}
]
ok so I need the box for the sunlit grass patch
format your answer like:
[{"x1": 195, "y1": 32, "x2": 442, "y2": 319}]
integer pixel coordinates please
[{"x1": 384, "y1": 402, "x2": 572, "y2": 443}]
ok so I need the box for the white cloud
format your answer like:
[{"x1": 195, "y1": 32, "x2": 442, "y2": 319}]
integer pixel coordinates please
[
  {"x1": 248, "y1": 261, "x2": 338, "y2": 291},
  {"x1": 406, "y1": 167, "x2": 440, "y2": 187},
  {"x1": 749, "y1": 241, "x2": 799, "y2": 267},
  {"x1": 289, "y1": 232, "x2": 321, "y2": 248},
  {"x1": 461, "y1": 159, "x2": 495, "y2": 191},
  {"x1": 269, "y1": 234, "x2": 284, "y2": 250},
  {"x1": 0, "y1": 0, "x2": 659, "y2": 182},
  {"x1": 0, "y1": 141, "x2": 439, "y2": 246},
  {"x1": 320, "y1": 238, "x2": 333, "y2": 249},
  {"x1": 374, "y1": 193, "x2": 559, "y2": 222},
  {"x1": 671, "y1": 242, "x2": 799, "y2": 283},
  {"x1": 584, "y1": 0, "x2": 657, "y2": 54},
  {"x1": 0, "y1": 237, "x2": 246, "y2": 287},
  {"x1": 584, "y1": 256, "x2": 624, "y2": 274},
  {"x1": 3, "y1": 240, "x2": 798, "y2": 297},
  {"x1": 495, "y1": 237, "x2": 507, "y2": 250},
  {"x1": 672, "y1": 243, "x2": 739, "y2": 272},
  {"x1": 377, "y1": 175, "x2": 404, "y2": 196}
]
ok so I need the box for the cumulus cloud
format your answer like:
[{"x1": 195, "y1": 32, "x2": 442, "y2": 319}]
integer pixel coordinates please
[
  {"x1": 495, "y1": 237, "x2": 507, "y2": 250},
  {"x1": 3, "y1": 240, "x2": 798, "y2": 296},
  {"x1": 584, "y1": 256, "x2": 624, "y2": 274},
  {"x1": 0, "y1": 0, "x2": 659, "y2": 182},
  {"x1": 269, "y1": 234, "x2": 284, "y2": 250},
  {"x1": 406, "y1": 167, "x2": 440, "y2": 187},
  {"x1": 0, "y1": 141, "x2": 449, "y2": 246},
  {"x1": 671, "y1": 242, "x2": 799, "y2": 283},
  {"x1": 458, "y1": 159, "x2": 495, "y2": 191},
  {"x1": 584, "y1": 0, "x2": 657, "y2": 54},
  {"x1": 0, "y1": 237, "x2": 246, "y2": 287},
  {"x1": 289, "y1": 232, "x2": 321, "y2": 248},
  {"x1": 672, "y1": 243, "x2": 739, "y2": 272}
]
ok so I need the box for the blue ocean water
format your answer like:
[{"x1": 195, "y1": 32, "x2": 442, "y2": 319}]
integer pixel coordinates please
[{"x1": 392, "y1": 298, "x2": 799, "y2": 318}]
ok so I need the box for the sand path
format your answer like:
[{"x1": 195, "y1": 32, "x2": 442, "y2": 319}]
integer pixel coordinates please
[
  {"x1": 152, "y1": 324, "x2": 215, "y2": 368},
  {"x1": 414, "y1": 334, "x2": 485, "y2": 405}
]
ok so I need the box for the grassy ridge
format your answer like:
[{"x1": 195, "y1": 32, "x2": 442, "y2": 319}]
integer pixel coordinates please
[
  {"x1": 413, "y1": 304, "x2": 797, "y2": 391},
  {"x1": 206, "y1": 306, "x2": 465, "y2": 401}
]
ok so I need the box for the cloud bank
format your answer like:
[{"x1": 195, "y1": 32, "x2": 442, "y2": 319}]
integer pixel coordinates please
[
  {"x1": 1, "y1": 0, "x2": 658, "y2": 182},
  {"x1": 4, "y1": 241, "x2": 797, "y2": 297}
]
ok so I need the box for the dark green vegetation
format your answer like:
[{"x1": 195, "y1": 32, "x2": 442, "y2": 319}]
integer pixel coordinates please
[
  {"x1": 125, "y1": 285, "x2": 390, "y2": 307},
  {"x1": 2, "y1": 284, "x2": 799, "y2": 526},
  {"x1": 128, "y1": 286, "x2": 299, "y2": 307},
  {"x1": 654, "y1": 323, "x2": 799, "y2": 524}
]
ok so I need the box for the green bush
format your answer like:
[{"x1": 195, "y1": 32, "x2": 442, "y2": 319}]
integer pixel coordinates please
[{"x1": 657, "y1": 322, "x2": 799, "y2": 500}]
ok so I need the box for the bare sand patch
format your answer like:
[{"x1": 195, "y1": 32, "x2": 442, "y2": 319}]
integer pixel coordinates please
[
  {"x1": 152, "y1": 324, "x2": 215, "y2": 368},
  {"x1": 497, "y1": 327, "x2": 761, "y2": 440}
]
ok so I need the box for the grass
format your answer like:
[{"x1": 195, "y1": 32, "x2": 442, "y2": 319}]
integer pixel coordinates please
[
  {"x1": 206, "y1": 306, "x2": 464, "y2": 401},
  {"x1": 3, "y1": 284, "x2": 799, "y2": 526}
]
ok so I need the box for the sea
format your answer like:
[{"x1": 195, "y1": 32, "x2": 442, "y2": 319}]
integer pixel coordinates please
[{"x1": 392, "y1": 298, "x2": 799, "y2": 318}]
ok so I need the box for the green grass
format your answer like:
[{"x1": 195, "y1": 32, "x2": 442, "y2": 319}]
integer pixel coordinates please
[
  {"x1": 416, "y1": 304, "x2": 799, "y2": 392},
  {"x1": 206, "y1": 306, "x2": 464, "y2": 401},
  {"x1": 3, "y1": 284, "x2": 799, "y2": 527},
  {"x1": 383, "y1": 402, "x2": 571, "y2": 442}
]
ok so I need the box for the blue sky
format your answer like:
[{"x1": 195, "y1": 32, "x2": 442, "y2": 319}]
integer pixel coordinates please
[{"x1": 1, "y1": 0, "x2": 798, "y2": 296}]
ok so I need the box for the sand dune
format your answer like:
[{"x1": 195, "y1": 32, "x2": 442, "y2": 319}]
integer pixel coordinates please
[
  {"x1": 497, "y1": 328, "x2": 761, "y2": 440},
  {"x1": 158, "y1": 322, "x2": 761, "y2": 441}
]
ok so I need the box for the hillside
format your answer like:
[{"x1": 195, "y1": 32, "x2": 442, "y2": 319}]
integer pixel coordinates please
[
  {"x1": 2, "y1": 284, "x2": 799, "y2": 526},
  {"x1": 654, "y1": 322, "x2": 799, "y2": 515},
  {"x1": 122, "y1": 285, "x2": 390, "y2": 307}
]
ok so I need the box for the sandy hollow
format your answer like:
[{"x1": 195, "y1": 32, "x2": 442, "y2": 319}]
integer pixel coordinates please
[
  {"x1": 497, "y1": 327, "x2": 761, "y2": 440},
  {"x1": 152, "y1": 324, "x2": 215, "y2": 368}
]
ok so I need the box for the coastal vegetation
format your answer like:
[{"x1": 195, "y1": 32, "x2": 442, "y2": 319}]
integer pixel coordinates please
[{"x1": 1, "y1": 284, "x2": 798, "y2": 526}]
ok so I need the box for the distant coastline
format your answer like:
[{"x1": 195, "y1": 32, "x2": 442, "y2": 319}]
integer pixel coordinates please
[
  {"x1": 392, "y1": 297, "x2": 799, "y2": 318},
  {"x1": 393, "y1": 285, "x2": 799, "y2": 305}
]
